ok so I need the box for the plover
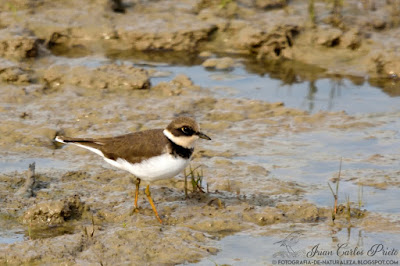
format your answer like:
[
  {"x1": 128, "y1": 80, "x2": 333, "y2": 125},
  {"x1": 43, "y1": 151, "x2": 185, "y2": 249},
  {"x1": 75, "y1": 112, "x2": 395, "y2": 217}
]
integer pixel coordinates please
[{"x1": 55, "y1": 116, "x2": 211, "y2": 223}]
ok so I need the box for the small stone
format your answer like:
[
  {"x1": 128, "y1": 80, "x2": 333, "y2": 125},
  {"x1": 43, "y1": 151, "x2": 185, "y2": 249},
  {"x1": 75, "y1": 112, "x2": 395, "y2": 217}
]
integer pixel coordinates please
[
  {"x1": 316, "y1": 27, "x2": 342, "y2": 47},
  {"x1": 173, "y1": 74, "x2": 193, "y2": 87},
  {"x1": 254, "y1": 0, "x2": 287, "y2": 9},
  {"x1": 202, "y1": 57, "x2": 235, "y2": 70},
  {"x1": 199, "y1": 51, "x2": 213, "y2": 57},
  {"x1": 372, "y1": 18, "x2": 386, "y2": 30}
]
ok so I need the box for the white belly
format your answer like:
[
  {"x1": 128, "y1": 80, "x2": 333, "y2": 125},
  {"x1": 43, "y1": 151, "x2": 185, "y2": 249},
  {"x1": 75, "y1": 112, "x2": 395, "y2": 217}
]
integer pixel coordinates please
[{"x1": 104, "y1": 153, "x2": 190, "y2": 182}]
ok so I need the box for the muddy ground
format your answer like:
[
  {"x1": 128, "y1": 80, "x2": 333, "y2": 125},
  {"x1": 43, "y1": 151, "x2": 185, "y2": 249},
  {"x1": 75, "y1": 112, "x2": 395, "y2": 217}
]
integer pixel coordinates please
[{"x1": 0, "y1": 0, "x2": 400, "y2": 265}]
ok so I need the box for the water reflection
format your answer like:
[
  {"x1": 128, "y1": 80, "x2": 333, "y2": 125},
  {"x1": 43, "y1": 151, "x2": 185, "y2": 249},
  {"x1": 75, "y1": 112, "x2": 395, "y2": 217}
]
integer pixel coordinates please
[
  {"x1": 106, "y1": 51, "x2": 400, "y2": 113},
  {"x1": 51, "y1": 49, "x2": 400, "y2": 113},
  {"x1": 369, "y1": 77, "x2": 400, "y2": 97},
  {"x1": 52, "y1": 48, "x2": 400, "y2": 101},
  {"x1": 304, "y1": 79, "x2": 346, "y2": 113}
]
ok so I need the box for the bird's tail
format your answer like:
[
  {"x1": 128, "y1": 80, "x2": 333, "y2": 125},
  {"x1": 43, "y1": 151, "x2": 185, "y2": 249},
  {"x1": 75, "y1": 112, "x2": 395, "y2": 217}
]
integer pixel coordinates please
[
  {"x1": 54, "y1": 136, "x2": 96, "y2": 144},
  {"x1": 54, "y1": 136, "x2": 105, "y2": 157}
]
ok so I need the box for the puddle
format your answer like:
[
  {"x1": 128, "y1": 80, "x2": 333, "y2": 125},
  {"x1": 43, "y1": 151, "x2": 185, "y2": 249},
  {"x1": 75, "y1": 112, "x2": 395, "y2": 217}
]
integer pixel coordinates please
[
  {"x1": 48, "y1": 55, "x2": 111, "y2": 68},
  {"x1": 189, "y1": 227, "x2": 400, "y2": 266},
  {"x1": 0, "y1": 158, "x2": 72, "y2": 245},
  {"x1": 45, "y1": 53, "x2": 400, "y2": 115},
  {"x1": 0, "y1": 158, "x2": 68, "y2": 173},
  {"x1": 150, "y1": 64, "x2": 400, "y2": 114},
  {"x1": 0, "y1": 230, "x2": 25, "y2": 245},
  {"x1": 2, "y1": 0, "x2": 400, "y2": 263},
  {"x1": 230, "y1": 112, "x2": 400, "y2": 215},
  {"x1": 105, "y1": 53, "x2": 400, "y2": 115},
  {"x1": 308, "y1": 184, "x2": 400, "y2": 214},
  {"x1": 1, "y1": 52, "x2": 400, "y2": 262}
]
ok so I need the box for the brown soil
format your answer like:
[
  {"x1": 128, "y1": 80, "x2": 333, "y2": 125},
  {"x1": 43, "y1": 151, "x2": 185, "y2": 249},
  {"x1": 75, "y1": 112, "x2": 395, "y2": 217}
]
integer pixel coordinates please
[{"x1": 0, "y1": 0, "x2": 400, "y2": 264}]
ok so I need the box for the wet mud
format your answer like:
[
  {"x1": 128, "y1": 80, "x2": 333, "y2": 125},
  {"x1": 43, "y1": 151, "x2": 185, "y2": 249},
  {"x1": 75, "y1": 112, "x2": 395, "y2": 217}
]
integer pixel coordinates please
[{"x1": 0, "y1": 0, "x2": 400, "y2": 265}]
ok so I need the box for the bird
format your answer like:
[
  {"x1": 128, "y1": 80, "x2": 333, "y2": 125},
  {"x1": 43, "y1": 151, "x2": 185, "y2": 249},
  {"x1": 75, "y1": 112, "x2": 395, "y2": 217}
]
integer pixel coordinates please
[
  {"x1": 54, "y1": 116, "x2": 211, "y2": 223},
  {"x1": 274, "y1": 231, "x2": 302, "y2": 255}
]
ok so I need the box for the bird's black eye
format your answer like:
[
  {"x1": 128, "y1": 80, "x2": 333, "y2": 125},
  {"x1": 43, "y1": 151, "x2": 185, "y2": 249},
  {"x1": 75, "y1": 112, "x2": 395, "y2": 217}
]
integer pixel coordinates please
[{"x1": 181, "y1": 126, "x2": 193, "y2": 135}]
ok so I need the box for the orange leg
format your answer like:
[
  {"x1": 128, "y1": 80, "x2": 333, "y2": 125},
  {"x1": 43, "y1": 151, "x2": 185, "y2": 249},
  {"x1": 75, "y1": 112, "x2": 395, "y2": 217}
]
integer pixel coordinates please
[
  {"x1": 145, "y1": 185, "x2": 162, "y2": 224},
  {"x1": 131, "y1": 178, "x2": 141, "y2": 215}
]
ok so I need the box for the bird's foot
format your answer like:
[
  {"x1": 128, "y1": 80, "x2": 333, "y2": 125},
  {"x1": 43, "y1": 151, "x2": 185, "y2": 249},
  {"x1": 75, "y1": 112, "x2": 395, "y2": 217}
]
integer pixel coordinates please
[{"x1": 130, "y1": 206, "x2": 141, "y2": 215}]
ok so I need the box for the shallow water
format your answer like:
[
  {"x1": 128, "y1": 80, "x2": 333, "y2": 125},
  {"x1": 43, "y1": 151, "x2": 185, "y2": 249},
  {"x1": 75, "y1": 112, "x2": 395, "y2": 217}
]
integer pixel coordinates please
[
  {"x1": 309, "y1": 184, "x2": 400, "y2": 214},
  {"x1": 1, "y1": 53, "x2": 400, "y2": 263},
  {"x1": 0, "y1": 158, "x2": 68, "y2": 173},
  {"x1": 138, "y1": 55, "x2": 400, "y2": 264},
  {"x1": 190, "y1": 227, "x2": 400, "y2": 266},
  {"x1": 121, "y1": 55, "x2": 400, "y2": 114},
  {"x1": 0, "y1": 230, "x2": 25, "y2": 245},
  {"x1": 61, "y1": 53, "x2": 400, "y2": 114},
  {"x1": 242, "y1": 121, "x2": 400, "y2": 214}
]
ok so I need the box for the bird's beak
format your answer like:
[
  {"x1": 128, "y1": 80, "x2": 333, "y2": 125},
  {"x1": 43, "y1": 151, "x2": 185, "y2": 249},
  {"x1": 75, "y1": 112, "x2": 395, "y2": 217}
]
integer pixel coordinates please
[{"x1": 197, "y1": 131, "x2": 211, "y2": 140}]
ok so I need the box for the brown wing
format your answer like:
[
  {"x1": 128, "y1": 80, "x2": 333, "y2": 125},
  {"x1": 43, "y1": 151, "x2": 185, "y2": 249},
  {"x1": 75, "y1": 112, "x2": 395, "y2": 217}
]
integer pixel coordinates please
[
  {"x1": 60, "y1": 129, "x2": 170, "y2": 164},
  {"x1": 98, "y1": 129, "x2": 170, "y2": 163}
]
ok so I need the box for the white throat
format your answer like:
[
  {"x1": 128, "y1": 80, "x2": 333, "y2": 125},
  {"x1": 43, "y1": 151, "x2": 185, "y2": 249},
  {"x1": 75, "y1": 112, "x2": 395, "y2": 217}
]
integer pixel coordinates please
[{"x1": 163, "y1": 129, "x2": 198, "y2": 149}]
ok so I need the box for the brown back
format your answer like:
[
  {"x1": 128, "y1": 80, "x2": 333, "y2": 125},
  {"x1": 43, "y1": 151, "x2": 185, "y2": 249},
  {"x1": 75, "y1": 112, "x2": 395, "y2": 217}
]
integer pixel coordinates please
[{"x1": 62, "y1": 129, "x2": 170, "y2": 164}]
